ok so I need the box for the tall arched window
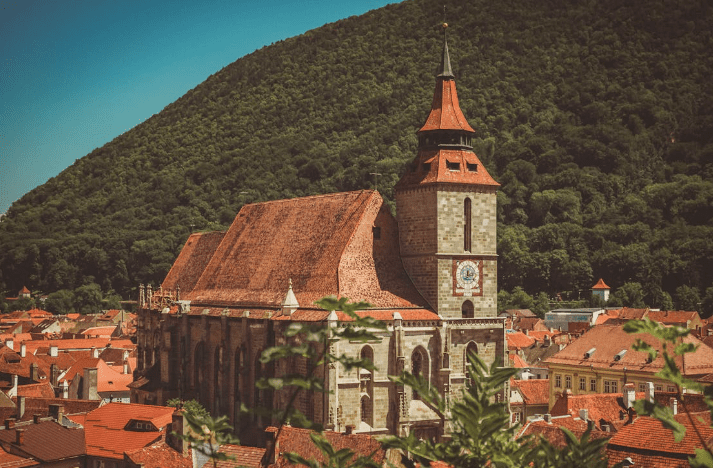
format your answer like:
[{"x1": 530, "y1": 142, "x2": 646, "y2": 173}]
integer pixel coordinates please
[
  {"x1": 411, "y1": 347, "x2": 429, "y2": 400},
  {"x1": 465, "y1": 342, "x2": 478, "y2": 386},
  {"x1": 214, "y1": 345, "x2": 224, "y2": 415},
  {"x1": 233, "y1": 348, "x2": 242, "y2": 426},
  {"x1": 193, "y1": 342, "x2": 205, "y2": 400},
  {"x1": 462, "y1": 300, "x2": 474, "y2": 318},
  {"x1": 464, "y1": 197, "x2": 472, "y2": 252},
  {"x1": 361, "y1": 395, "x2": 372, "y2": 426}
]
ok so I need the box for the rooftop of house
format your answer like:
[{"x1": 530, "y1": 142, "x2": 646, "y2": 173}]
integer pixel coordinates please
[
  {"x1": 550, "y1": 389, "x2": 641, "y2": 431},
  {"x1": 544, "y1": 324, "x2": 713, "y2": 375},
  {"x1": 265, "y1": 426, "x2": 386, "y2": 468},
  {"x1": 509, "y1": 354, "x2": 529, "y2": 369},
  {"x1": 606, "y1": 411, "x2": 713, "y2": 466},
  {"x1": 646, "y1": 310, "x2": 700, "y2": 324},
  {"x1": 16, "y1": 382, "x2": 54, "y2": 399},
  {"x1": 591, "y1": 278, "x2": 610, "y2": 290},
  {"x1": 0, "y1": 445, "x2": 37, "y2": 467},
  {"x1": 206, "y1": 444, "x2": 265, "y2": 468},
  {"x1": 511, "y1": 379, "x2": 549, "y2": 406},
  {"x1": 518, "y1": 415, "x2": 611, "y2": 449},
  {"x1": 0, "y1": 420, "x2": 85, "y2": 462},
  {"x1": 506, "y1": 331, "x2": 535, "y2": 350},
  {"x1": 75, "y1": 402, "x2": 174, "y2": 459},
  {"x1": 60, "y1": 357, "x2": 133, "y2": 393},
  {"x1": 124, "y1": 438, "x2": 192, "y2": 468}
]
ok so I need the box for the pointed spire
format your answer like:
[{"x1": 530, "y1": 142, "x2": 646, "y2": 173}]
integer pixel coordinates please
[
  {"x1": 281, "y1": 278, "x2": 299, "y2": 316},
  {"x1": 437, "y1": 23, "x2": 454, "y2": 79}
]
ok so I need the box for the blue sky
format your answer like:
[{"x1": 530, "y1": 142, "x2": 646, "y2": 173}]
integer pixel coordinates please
[{"x1": 0, "y1": 0, "x2": 400, "y2": 214}]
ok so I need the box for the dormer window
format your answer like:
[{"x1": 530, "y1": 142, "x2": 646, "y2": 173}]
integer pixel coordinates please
[
  {"x1": 467, "y1": 163, "x2": 478, "y2": 172},
  {"x1": 422, "y1": 162, "x2": 431, "y2": 172},
  {"x1": 372, "y1": 226, "x2": 381, "y2": 240},
  {"x1": 446, "y1": 161, "x2": 460, "y2": 171}
]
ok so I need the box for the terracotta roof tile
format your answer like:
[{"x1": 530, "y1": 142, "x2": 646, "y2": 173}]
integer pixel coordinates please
[
  {"x1": 511, "y1": 379, "x2": 549, "y2": 405},
  {"x1": 549, "y1": 390, "x2": 643, "y2": 428},
  {"x1": 184, "y1": 191, "x2": 427, "y2": 310},
  {"x1": 646, "y1": 310, "x2": 699, "y2": 324},
  {"x1": 82, "y1": 402, "x2": 174, "y2": 459},
  {"x1": 419, "y1": 76, "x2": 475, "y2": 133},
  {"x1": 507, "y1": 331, "x2": 535, "y2": 350},
  {"x1": 0, "y1": 445, "x2": 38, "y2": 467},
  {"x1": 266, "y1": 426, "x2": 385, "y2": 468},
  {"x1": 16, "y1": 383, "x2": 54, "y2": 399},
  {"x1": 0, "y1": 421, "x2": 85, "y2": 462},
  {"x1": 509, "y1": 354, "x2": 529, "y2": 368},
  {"x1": 592, "y1": 278, "x2": 610, "y2": 290},
  {"x1": 12, "y1": 397, "x2": 101, "y2": 421},
  {"x1": 544, "y1": 324, "x2": 713, "y2": 376},
  {"x1": 162, "y1": 231, "x2": 226, "y2": 294},
  {"x1": 124, "y1": 438, "x2": 192, "y2": 468},
  {"x1": 61, "y1": 356, "x2": 133, "y2": 393},
  {"x1": 210, "y1": 444, "x2": 265, "y2": 468},
  {"x1": 519, "y1": 415, "x2": 611, "y2": 448},
  {"x1": 397, "y1": 149, "x2": 499, "y2": 189}
]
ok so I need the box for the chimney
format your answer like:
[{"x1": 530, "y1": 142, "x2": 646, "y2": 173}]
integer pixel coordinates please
[
  {"x1": 264, "y1": 428, "x2": 279, "y2": 466},
  {"x1": 49, "y1": 404, "x2": 64, "y2": 422},
  {"x1": 91, "y1": 347, "x2": 99, "y2": 358},
  {"x1": 50, "y1": 363, "x2": 59, "y2": 387},
  {"x1": 9, "y1": 374, "x2": 18, "y2": 398},
  {"x1": 670, "y1": 397, "x2": 678, "y2": 415},
  {"x1": 623, "y1": 383, "x2": 636, "y2": 409},
  {"x1": 15, "y1": 428, "x2": 24, "y2": 445},
  {"x1": 16, "y1": 396, "x2": 25, "y2": 420},
  {"x1": 5, "y1": 418, "x2": 16, "y2": 429},
  {"x1": 123, "y1": 360, "x2": 129, "y2": 375},
  {"x1": 123, "y1": 350, "x2": 129, "y2": 361},
  {"x1": 5, "y1": 339, "x2": 13, "y2": 350},
  {"x1": 345, "y1": 424, "x2": 355, "y2": 435},
  {"x1": 61, "y1": 380, "x2": 69, "y2": 399},
  {"x1": 524, "y1": 329, "x2": 529, "y2": 336},
  {"x1": 33, "y1": 414, "x2": 41, "y2": 424},
  {"x1": 543, "y1": 414, "x2": 552, "y2": 423},
  {"x1": 167, "y1": 409, "x2": 189, "y2": 456},
  {"x1": 49, "y1": 345, "x2": 58, "y2": 357},
  {"x1": 646, "y1": 382, "x2": 655, "y2": 403},
  {"x1": 579, "y1": 408, "x2": 588, "y2": 421},
  {"x1": 82, "y1": 368, "x2": 99, "y2": 400},
  {"x1": 30, "y1": 363, "x2": 38, "y2": 382},
  {"x1": 20, "y1": 343, "x2": 26, "y2": 358}
]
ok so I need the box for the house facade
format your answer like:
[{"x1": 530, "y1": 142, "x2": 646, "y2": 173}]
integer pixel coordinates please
[{"x1": 133, "y1": 32, "x2": 506, "y2": 443}]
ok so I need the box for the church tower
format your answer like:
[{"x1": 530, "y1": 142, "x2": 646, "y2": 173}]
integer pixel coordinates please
[{"x1": 396, "y1": 27, "x2": 499, "y2": 319}]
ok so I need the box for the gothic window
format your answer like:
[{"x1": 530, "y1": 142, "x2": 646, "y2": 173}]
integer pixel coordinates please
[
  {"x1": 361, "y1": 395, "x2": 372, "y2": 426},
  {"x1": 464, "y1": 197, "x2": 472, "y2": 252},
  {"x1": 465, "y1": 342, "x2": 478, "y2": 385},
  {"x1": 193, "y1": 342, "x2": 205, "y2": 400},
  {"x1": 359, "y1": 346, "x2": 374, "y2": 394},
  {"x1": 234, "y1": 347, "x2": 241, "y2": 426},
  {"x1": 462, "y1": 300, "x2": 474, "y2": 318},
  {"x1": 411, "y1": 347, "x2": 428, "y2": 400},
  {"x1": 214, "y1": 345, "x2": 224, "y2": 415}
]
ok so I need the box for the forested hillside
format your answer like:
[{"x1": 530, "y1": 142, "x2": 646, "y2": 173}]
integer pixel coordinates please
[{"x1": 1, "y1": 0, "x2": 712, "y2": 314}]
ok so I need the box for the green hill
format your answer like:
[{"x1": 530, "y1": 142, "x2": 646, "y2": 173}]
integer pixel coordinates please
[{"x1": 1, "y1": 0, "x2": 712, "y2": 313}]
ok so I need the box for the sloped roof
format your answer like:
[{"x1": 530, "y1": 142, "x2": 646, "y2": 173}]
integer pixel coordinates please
[
  {"x1": 16, "y1": 383, "x2": 54, "y2": 399},
  {"x1": 12, "y1": 397, "x2": 101, "y2": 421},
  {"x1": 511, "y1": 379, "x2": 549, "y2": 405},
  {"x1": 419, "y1": 75, "x2": 474, "y2": 133},
  {"x1": 82, "y1": 402, "x2": 174, "y2": 459},
  {"x1": 507, "y1": 331, "x2": 535, "y2": 350},
  {"x1": 544, "y1": 324, "x2": 713, "y2": 376},
  {"x1": 646, "y1": 310, "x2": 699, "y2": 324},
  {"x1": 396, "y1": 149, "x2": 499, "y2": 189},
  {"x1": 208, "y1": 444, "x2": 265, "y2": 468},
  {"x1": 266, "y1": 426, "x2": 385, "y2": 468},
  {"x1": 61, "y1": 357, "x2": 133, "y2": 393},
  {"x1": 0, "y1": 445, "x2": 37, "y2": 467},
  {"x1": 591, "y1": 278, "x2": 610, "y2": 290},
  {"x1": 518, "y1": 415, "x2": 610, "y2": 448},
  {"x1": 549, "y1": 390, "x2": 642, "y2": 429},
  {"x1": 606, "y1": 412, "x2": 713, "y2": 464},
  {"x1": 509, "y1": 354, "x2": 529, "y2": 368},
  {"x1": 0, "y1": 421, "x2": 85, "y2": 462},
  {"x1": 183, "y1": 191, "x2": 428, "y2": 310},
  {"x1": 162, "y1": 231, "x2": 226, "y2": 294},
  {"x1": 124, "y1": 439, "x2": 192, "y2": 468}
]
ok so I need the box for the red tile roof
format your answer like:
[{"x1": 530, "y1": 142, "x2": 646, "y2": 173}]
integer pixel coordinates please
[
  {"x1": 511, "y1": 379, "x2": 549, "y2": 405},
  {"x1": 396, "y1": 149, "x2": 499, "y2": 189},
  {"x1": 549, "y1": 390, "x2": 641, "y2": 429},
  {"x1": 0, "y1": 421, "x2": 85, "y2": 462},
  {"x1": 124, "y1": 438, "x2": 192, "y2": 468},
  {"x1": 646, "y1": 310, "x2": 699, "y2": 325},
  {"x1": 82, "y1": 402, "x2": 174, "y2": 459},
  {"x1": 61, "y1": 357, "x2": 133, "y2": 393},
  {"x1": 606, "y1": 412, "x2": 713, "y2": 465},
  {"x1": 266, "y1": 426, "x2": 385, "y2": 468},
  {"x1": 182, "y1": 191, "x2": 428, "y2": 310},
  {"x1": 16, "y1": 383, "x2": 54, "y2": 399},
  {"x1": 507, "y1": 331, "x2": 535, "y2": 350},
  {"x1": 12, "y1": 397, "x2": 101, "y2": 421},
  {"x1": 419, "y1": 74, "x2": 475, "y2": 133},
  {"x1": 162, "y1": 231, "x2": 226, "y2": 295},
  {"x1": 518, "y1": 415, "x2": 611, "y2": 448},
  {"x1": 0, "y1": 446, "x2": 37, "y2": 467},
  {"x1": 591, "y1": 278, "x2": 610, "y2": 290},
  {"x1": 509, "y1": 354, "x2": 529, "y2": 368},
  {"x1": 209, "y1": 444, "x2": 265, "y2": 468},
  {"x1": 544, "y1": 324, "x2": 713, "y2": 376}
]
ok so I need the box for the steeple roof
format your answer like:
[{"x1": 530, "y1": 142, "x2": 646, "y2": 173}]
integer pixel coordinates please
[{"x1": 419, "y1": 27, "x2": 475, "y2": 134}]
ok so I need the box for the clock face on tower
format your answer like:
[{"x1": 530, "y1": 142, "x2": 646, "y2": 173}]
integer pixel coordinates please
[{"x1": 453, "y1": 259, "x2": 483, "y2": 296}]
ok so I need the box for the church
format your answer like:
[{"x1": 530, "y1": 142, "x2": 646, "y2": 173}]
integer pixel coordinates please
[{"x1": 133, "y1": 31, "x2": 506, "y2": 443}]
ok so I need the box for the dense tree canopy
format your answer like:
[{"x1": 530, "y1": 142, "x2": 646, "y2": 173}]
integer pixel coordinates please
[{"x1": 1, "y1": 0, "x2": 712, "y2": 312}]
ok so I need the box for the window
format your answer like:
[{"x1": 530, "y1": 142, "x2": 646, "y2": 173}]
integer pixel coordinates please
[
  {"x1": 466, "y1": 162, "x2": 478, "y2": 172},
  {"x1": 639, "y1": 383, "x2": 647, "y2": 392},
  {"x1": 361, "y1": 395, "x2": 372, "y2": 425},
  {"x1": 590, "y1": 379, "x2": 597, "y2": 392},
  {"x1": 513, "y1": 412, "x2": 521, "y2": 423},
  {"x1": 372, "y1": 226, "x2": 381, "y2": 240},
  {"x1": 579, "y1": 377, "x2": 586, "y2": 391},
  {"x1": 422, "y1": 162, "x2": 431, "y2": 172},
  {"x1": 447, "y1": 161, "x2": 460, "y2": 171},
  {"x1": 604, "y1": 380, "x2": 618, "y2": 393},
  {"x1": 565, "y1": 375, "x2": 572, "y2": 389},
  {"x1": 464, "y1": 198, "x2": 472, "y2": 252},
  {"x1": 656, "y1": 384, "x2": 663, "y2": 392},
  {"x1": 462, "y1": 300, "x2": 474, "y2": 319},
  {"x1": 411, "y1": 348, "x2": 428, "y2": 400},
  {"x1": 667, "y1": 385, "x2": 676, "y2": 393},
  {"x1": 554, "y1": 374, "x2": 561, "y2": 388}
]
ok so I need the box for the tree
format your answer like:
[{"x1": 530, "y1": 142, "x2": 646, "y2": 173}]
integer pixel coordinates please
[
  {"x1": 612, "y1": 282, "x2": 646, "y2": 308},
  {"x1": 73, "y1": 283, "x2": 103, "y2": 315},
  {"x1": 166, "y1": 398, "x2": 209, "y2": 419},
  {"x1": 674, "y1": 285, "x2": 701, "y2": 311},
  {"x1": 175, "y1": 412, "x2": 240, "y2": 468},
  {"x1": 9, "y1": 296, "x2": 35, "y2": 312},
  {"x1": 45, "y1": 289, "x2": 75, "y2": 314}
]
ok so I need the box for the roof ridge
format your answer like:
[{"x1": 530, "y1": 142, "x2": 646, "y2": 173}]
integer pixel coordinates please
[{"x1": 241, "y1": 190, "x2": 376, "y2": 208}]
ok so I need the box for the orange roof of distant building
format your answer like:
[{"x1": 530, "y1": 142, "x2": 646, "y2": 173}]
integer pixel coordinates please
[
  {"x1": 16, "y1": 382, "x2": 55, "y2": 399},
  {"x1": 518, "y1": 415, "x2": 610, "y2": 448},
  {"x1": 0, "y1": 420, "x2": 85, "y2": 463},
  {"x1": 19, "y1": 287, "x2": 30, "y2": 295},
  {"x1": 511, "y1": 379, "x2": 549, "y2": 405},
  {"x1": 124, "y1": 439, "x2": 192, "y2": 468},
  {"x1": 591, "y1": 278, "x2": 610, "y2": 290},
  {"x1": 646, "y1": 310, "x2": 699, "y2": 324},
  {"x1": 0, "y1": 445, "x2": 38, "y2": 467},
  {"x1": 509, "y1": 354, "x2": 529, "y2": 368},
  {"x1": 507, "y1": 331, "x2": 535, "y2": 350},
  {"x1": 550, "y1": 389, "x2": 643, "y2": 429},
  {"x1": 210, "y1": 444, "x2": 265, "y2": 468},
  {"x1": 266, "y1": 426, "x2": 385, "y2": 468},
  {"x1": 606, "y1": 411, "x2": 713, "y2": 465},
  {"x1": 81, "y1": 402, "x2": 175, "y2": 459},
  {"x1": 81, "y1": 326, "x2": 116, "y2": 337},
  {"x1": 544, "y1": 324, "x2": 713, "y2": 376},
  {"x1": 61, "y1": 357, "x2": 133, "y2": 393}
]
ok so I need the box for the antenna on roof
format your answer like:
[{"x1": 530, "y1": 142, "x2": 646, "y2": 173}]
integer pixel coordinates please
[{"x1": 369, "y1": 172, "x2": 382, "y2": 192}]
